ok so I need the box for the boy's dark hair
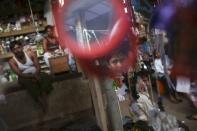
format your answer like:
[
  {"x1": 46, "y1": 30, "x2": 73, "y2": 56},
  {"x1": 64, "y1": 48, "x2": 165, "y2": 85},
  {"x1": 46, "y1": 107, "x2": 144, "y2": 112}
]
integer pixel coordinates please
[
  {"x1": 9, "y1": 41, "x2": 22, "y2": 51},
  {"x1": 45, "y1": 25, "x2": 54, "y2": 32}
]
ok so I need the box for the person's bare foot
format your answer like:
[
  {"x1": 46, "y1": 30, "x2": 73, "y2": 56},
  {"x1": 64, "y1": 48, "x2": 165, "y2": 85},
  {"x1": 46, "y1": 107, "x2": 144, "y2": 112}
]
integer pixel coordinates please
[
  {"x1": 186, "y1": 114, "x2": 197, "y2": 120},
  {"x1": 174, "y1": 93, "x2": 183, "y2": 102},
  {"x1": 38, "y1": 95, "x2": 48, "y2": 113},
  {"x1": 169, "y1": 95, "x2": 180, "y2": 104}
]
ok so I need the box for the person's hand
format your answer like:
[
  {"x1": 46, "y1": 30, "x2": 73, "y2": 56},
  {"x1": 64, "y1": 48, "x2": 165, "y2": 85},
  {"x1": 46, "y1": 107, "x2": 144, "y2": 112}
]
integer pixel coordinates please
[{"x1": 117, "y1": 94, "x2": 125, "y2": 101}]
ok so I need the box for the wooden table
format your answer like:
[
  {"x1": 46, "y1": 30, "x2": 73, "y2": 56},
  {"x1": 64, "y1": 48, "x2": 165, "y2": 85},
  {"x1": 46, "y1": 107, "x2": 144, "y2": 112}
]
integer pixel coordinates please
[{"x1": 49, "y1": 55, "x2": 70, "y2": 75}]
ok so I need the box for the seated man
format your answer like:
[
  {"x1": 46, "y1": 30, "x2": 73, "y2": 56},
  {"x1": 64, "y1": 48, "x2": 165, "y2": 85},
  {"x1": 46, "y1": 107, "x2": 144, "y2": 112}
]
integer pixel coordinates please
[
  {"x1": 154, "y1": 52, "x2": 181, "y2": 103},
  {"x1": 8, "y1": 41, "x2": 53, "y2": 112},
  {"x1": 43, "y1": 25, "x2": 61, "y2": 67}
]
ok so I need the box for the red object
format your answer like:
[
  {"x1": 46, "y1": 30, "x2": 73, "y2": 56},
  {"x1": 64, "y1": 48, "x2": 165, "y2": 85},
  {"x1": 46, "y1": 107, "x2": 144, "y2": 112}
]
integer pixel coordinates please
[
  {"x1": 157, "y1": 80, "x2": 165, "y2": 95},
  {"x1": 77, "y1": 34, "x2": 138, "y2": 78},
  {"x1": 51, "y1": 0, "x2": 138, "y2": 77},
  {"x1": 170, "y1": 7, "x2": 197, "y2": 79},
  {"x1": 52, "y1": 0, "x2": 130, "y2": 59}
]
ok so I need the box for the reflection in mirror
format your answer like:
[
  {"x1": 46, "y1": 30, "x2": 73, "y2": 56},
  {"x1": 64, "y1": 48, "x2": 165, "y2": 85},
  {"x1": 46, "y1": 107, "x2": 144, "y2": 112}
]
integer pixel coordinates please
[{"x1": 64, "y1": 0, "x2": 115, "y2": 48}]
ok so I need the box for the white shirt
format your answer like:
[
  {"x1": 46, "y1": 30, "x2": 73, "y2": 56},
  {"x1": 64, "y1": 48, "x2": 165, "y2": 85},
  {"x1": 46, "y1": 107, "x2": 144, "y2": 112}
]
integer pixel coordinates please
[
  {"x1": 13, "y1": 52, "x2": 36, "y2": 74},
  {"x1": 116, "y1": 83, "x2": 127, "y2": 96},
  {"x1": 154, "y1": 56, "x2": 172, "y2": 75},
  {"x1": 154, "y1": 58, "x2": 164, "y2": 74}
]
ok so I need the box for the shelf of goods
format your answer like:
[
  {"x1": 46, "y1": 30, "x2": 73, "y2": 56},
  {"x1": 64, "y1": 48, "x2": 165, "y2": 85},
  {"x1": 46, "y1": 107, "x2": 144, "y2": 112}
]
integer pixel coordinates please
[
  {"x1": 0, "y1": 22, "x2": 47, "y2": 38},
  {"x1": 0, "y1": 53, "x2": 13, "y2": 61}
]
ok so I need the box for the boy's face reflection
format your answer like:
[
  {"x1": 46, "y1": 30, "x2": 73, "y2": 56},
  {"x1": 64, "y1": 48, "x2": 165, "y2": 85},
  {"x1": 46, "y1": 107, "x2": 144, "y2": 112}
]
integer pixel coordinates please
[{"x1": 109, "y1": 55, "x2": 125, "y2": 69}]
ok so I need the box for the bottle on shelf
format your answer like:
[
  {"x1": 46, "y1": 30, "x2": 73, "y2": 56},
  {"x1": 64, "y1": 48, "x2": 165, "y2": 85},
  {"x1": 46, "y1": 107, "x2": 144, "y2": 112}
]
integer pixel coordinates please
[
  {"x1": 0, "y1": 44, "x2": 4, "y2": 55},
  {"x1": 36, "y1": 42, "x2": 44, "y2": 56},
  {"x1": 8, "y1": 70, "x2": 18, "y2": 82},
  {"x1": 0, "y1": 42, "x2": 7, "y2": 55}
]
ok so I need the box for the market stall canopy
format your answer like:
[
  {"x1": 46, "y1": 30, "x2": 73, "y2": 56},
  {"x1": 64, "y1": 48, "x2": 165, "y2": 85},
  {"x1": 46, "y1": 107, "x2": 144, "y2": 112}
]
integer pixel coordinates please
[{"x1": 66, "y1": 0, "x2": 113, "y2": 28}]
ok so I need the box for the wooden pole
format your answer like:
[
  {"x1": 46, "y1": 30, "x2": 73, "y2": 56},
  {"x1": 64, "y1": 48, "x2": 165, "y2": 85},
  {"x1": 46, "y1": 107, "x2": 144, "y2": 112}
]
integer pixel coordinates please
[{"x1": 90, "y1": 78, "x2": 108, "y2": 131}]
